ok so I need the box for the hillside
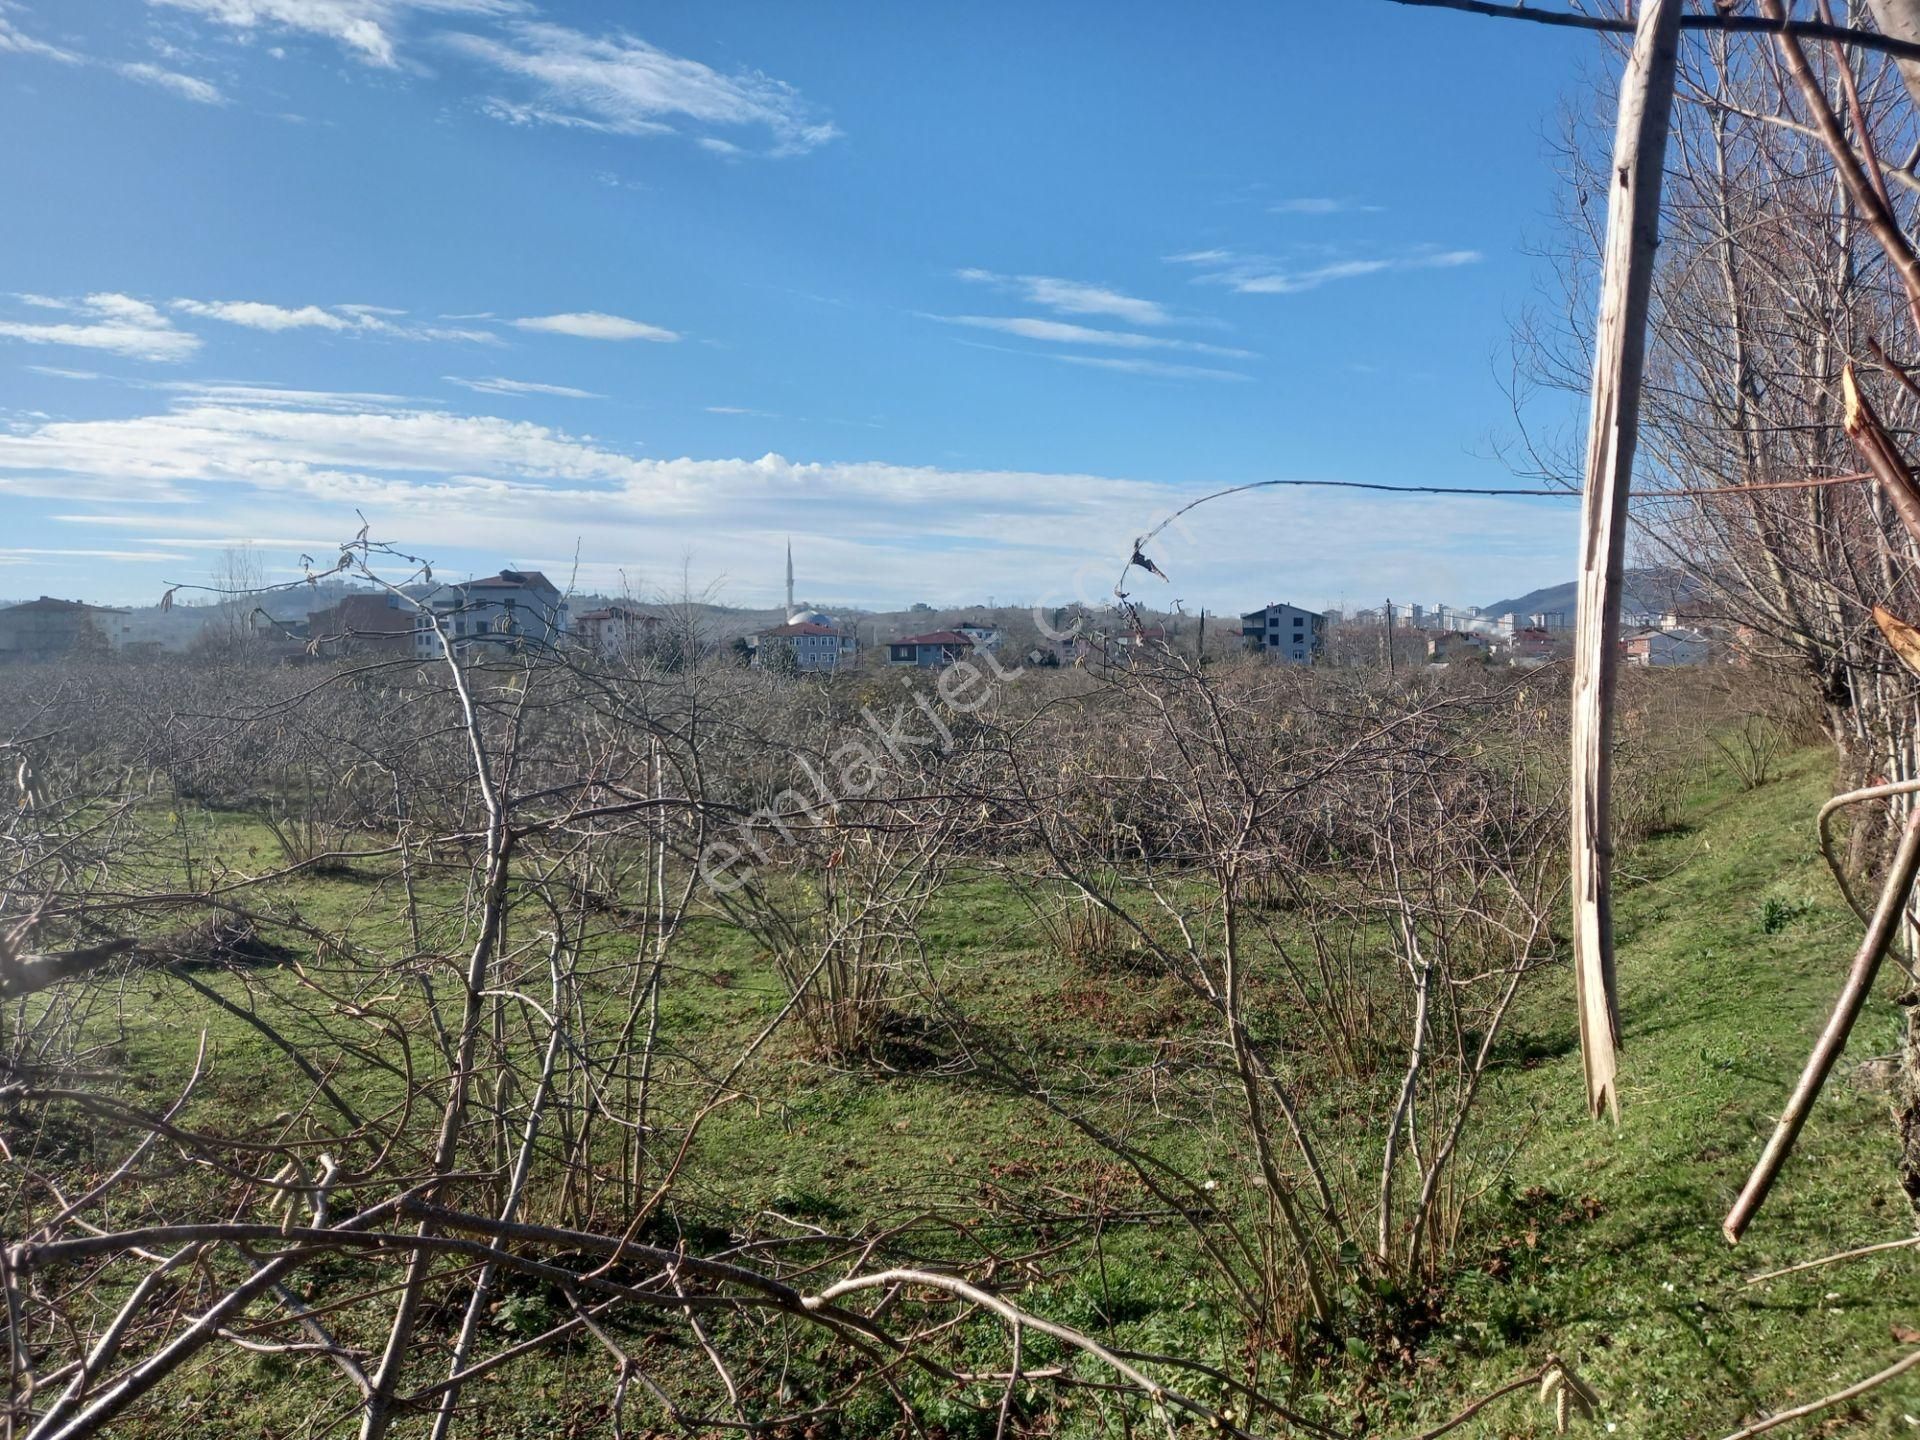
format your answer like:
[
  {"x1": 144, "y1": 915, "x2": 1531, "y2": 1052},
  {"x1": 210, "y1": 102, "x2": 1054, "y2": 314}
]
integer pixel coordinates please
[
  {"x1": 1431, "y1": 745, "x2": 1920, "y2": 1434},
  {"x1": 1483, "y1": 567, "x2": 1699, "y2": 620},
  {"x1": 73, "y1": 732, "x2": 1920, "y2": 1437}
]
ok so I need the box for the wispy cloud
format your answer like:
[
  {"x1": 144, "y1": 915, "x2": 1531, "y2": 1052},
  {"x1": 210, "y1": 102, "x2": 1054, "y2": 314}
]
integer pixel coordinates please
[
  {"x1": 448, "y1": 21, "x2": 839, "y2": 156},
  {"x1": 171, "y1": 298, "x2": 498, "y2": 342},
  {"x1": 1050, "y1": 354, "x2": 1251, "y2": 383},
  {"x1": 512, "y1": 311, "x2": 678, "y2": 342},
  {"x1": 447, "y1": 375, "x2": 602, "y2": 399},
  {"x1": 148, "y1": 381, "x2": 417, "y2": 409},
  {"x1": 1, "y1": 11, "x2": 225, "y2": 103},
  {"x1": 0, "y1": 294, "x2": 201, "y2": 363},
  {"x1": 1269, "y1": 197, "x2": 1383, "y2": 216},
  {"x1": 23, "y1": 365, "x2": 104, "y2": 380},
  {"x1": 0, "y1": 546, "x2": 189, "y2": 563},
  {"x1": 931, "y1": 314, "x2": 1254, "y2": 359},
  {"x1": 1167, "y1": 247, "x2": 1483, "y2": 295},
  {"x1": 117, "y1": 60, "x2": 224, "y2": 103},
  {"x1": 0, "y1": 12, "x2": 80, "y2": 62},
  {"x1": 173, "y1": 298, "x2": 354, "y2": 331},
  {"x1": 707, "y1": 405, "x2": 779, "y2": 418},
  {"x1": 147, "y1": 0, "x2": 527, "y2": 69},
  {"x1": 956, "y1": 269, "x2": 1173, "y2": 327}
]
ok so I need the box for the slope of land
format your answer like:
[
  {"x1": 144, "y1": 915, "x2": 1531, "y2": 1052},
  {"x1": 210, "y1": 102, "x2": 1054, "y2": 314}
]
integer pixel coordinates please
[
  {"x1": 1427, "y1": 745, "x2": 1919, "y2": 1436},
  {"x1": 57, "y1": 741, "x2": 1920, "y2": 1438},
  {"x1": 1482, "y1": 567, "x2": 1699, "y2": 620}
]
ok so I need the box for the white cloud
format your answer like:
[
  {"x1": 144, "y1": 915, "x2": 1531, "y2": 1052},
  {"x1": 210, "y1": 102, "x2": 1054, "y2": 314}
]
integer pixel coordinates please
[
  {"x1": 512, "y1": 311, "x2": 678, "y2": 342},
  {"x1": 1050, "y1": 354, "x2": 1251, "y2": 383},
  {"x1": 2, "y1": 14, "x2": 229, "y2": 103},
  {"x1": 0, "y1": 546, "x2": 188, "y2": 562},
  {"x1": 149, "y1": 381, "x2": 417, "y2": 409},
  {"x1": 0, "y1": 13, "x2": 80, "y2": 62},
  {"x1": 0, "y1": 390, "x2": 1570, "y2": 608},
  {"x1": 957, "y1": 270, "x2": 1172, "y2": 326},
  {"x1": 1168, "y1": 247, "x2": 1484, "y2": 295},
  {"x1": 171, "y1": 298, "x2": 499, "y2": 343},
  {"x1": 117, "y1": 61, "x2": 224, "y2": 103},
  {"x1": 84, "y1": 294, "x2": 172, "y2": 326},
  {"x1": 448, "y1": 21, "x2": 839, "y2": 156},
  {"x1": 147, "y1": 0, "x2": 526, "y2": 68},
  {"x1": 1270, "y1": 197, "x2": 1383, "y2": 216},
  {"x1": 173, "y1": 298, "x2": 353, "y2": 330},
  {"x1": 478, "y1": 96, "x2": 632, "y2": 134},
  {"x1": 0, "y1": 294, "x2": 201, "y2": 363},
  {"x1": 24, "y1": 365, "x2": 103, "y2": 380},
  {"x1": 932, "y1": 315, "x2": 1254, "y2": 359},
  {"x1": 397, "y1": 321, "x2": 498, "y2": 343},
  {"x1": 447, "y1": 375, "x2": 602, "y2": 399}
]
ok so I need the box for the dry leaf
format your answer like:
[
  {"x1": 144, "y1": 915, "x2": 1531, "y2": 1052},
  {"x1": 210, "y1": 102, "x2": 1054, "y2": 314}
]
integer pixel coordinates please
[{"x1": 1872, "y1": 605, "x2": 1920, "y2": 678}]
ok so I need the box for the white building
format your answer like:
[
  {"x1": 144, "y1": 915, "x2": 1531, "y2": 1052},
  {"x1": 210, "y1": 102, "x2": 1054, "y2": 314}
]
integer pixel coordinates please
[
  {"x1": 1240, "y1": 602, "x2": 1325, "y2": 665},
  {"x1": 751, "y1": 610, "x2": 859, "y2": 672},
  {"x1": 1624, "y1": 627, "x2": 1709, "y2": 667},
  {"x1": 415, "y1": 570, "x2": 569, "y2": 658},
  {"x1": 572, "y1": 605, "x2": 657, "y2": 659}
]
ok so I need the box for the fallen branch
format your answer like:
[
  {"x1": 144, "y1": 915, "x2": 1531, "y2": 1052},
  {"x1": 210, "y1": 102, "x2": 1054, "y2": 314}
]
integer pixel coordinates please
[
  {"x1": 1744, "y1": 1233, "x2": 1920, "y2": 1285},
  {"x1": 1716, "y1": 1347, "x2": 1920, "y2": 1439},
  {"x1": 1724, "y1": 799, "x2": 1920, "y2": 1243},
  {"x1": 0, "y1": 938, "x2": 136, "y2": 1000}
]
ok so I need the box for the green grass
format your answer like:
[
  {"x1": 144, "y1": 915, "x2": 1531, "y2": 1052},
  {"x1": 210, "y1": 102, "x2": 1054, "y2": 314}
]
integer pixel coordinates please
[
  {"x1": 1420, "y1": 746, "x2": 1920, "y2": 1437},
  {"x1": 19, "y1": 743, "x2": 1920, "y2": 1438}
]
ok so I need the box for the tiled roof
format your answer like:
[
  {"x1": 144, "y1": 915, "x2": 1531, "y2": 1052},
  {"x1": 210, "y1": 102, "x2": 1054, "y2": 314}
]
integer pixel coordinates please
[
  {"x1": 892, "y1": 631, "x2": 973, "y2": 646},
  {"x1": 464, "y1": 570, "x2": 557, "y2": 592},
  {"x1": 762, "y1": 622, "x2": 841, "y2": 637},
  {"x1": 0, "y1": 596, "x2": 124, "y2": 615}
]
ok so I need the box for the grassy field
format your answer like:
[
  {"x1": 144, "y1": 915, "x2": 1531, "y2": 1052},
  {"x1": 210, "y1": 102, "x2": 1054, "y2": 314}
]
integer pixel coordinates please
[
  {"x1": 1424, "y1": 745, "x2": 1920, "y2": 1437},
  {"x1": 35, "y1": 741, "x2": 1920, "y2": 1438}
]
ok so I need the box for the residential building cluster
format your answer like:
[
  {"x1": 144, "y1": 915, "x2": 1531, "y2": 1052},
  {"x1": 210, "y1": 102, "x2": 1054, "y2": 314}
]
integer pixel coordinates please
[
  {"x1": 0, "y1": 596, "x2": 131, "y2": 661},
  {"x1": 0, "y1": 545, "x2": 1722, "y2": 674},
  {"x1": 1326, "y1": 597, "x2": 1717, "y2": 669}
]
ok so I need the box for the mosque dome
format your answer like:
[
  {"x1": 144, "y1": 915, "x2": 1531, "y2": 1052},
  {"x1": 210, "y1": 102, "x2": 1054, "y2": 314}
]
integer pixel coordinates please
[{"x1": 787, "y1": 609, "x2": 836, "y2": 628}]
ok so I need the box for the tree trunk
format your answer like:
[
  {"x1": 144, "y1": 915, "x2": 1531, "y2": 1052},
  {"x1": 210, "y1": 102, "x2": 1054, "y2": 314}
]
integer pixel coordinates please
[{"x1": 1569, "y1": 0, "x2": 1685, "y2": 1121}]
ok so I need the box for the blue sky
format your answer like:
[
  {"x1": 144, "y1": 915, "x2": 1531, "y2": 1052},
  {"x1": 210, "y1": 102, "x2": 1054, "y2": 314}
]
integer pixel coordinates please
[{"x1": 0, "y1": 0, "x2": 1596, "y2": 614}]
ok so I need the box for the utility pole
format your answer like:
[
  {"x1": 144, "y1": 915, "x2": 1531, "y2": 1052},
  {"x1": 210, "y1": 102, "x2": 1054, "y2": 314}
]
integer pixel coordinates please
[{"x1": 1384, "y1": 597, "x2": 1395, "y2": 678}]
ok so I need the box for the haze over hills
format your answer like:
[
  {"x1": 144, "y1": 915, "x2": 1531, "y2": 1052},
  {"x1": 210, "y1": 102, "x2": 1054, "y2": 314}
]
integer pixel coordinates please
[{"x1": 1480, "y1": 568, "x2": 1699, "y2": 620}]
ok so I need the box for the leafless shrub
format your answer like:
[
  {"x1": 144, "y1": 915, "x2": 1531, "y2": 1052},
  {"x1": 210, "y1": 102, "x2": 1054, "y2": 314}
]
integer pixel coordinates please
[
  {"x1": 1020, "y1": 873, "x2": 1141, "y2": 971},
  {"x1": 940, "y1": 647, "x2": 1568, "y2": 1350},
  {"x1": 1715, "y1": 713, "x2": 1788, "y2": 790},
  {"x1": 0, "y1": 541, "x2": 1597, "y2": 1436},
  {"x1": 756, "y1": 825, "x2": 949, "y2": 1061}
]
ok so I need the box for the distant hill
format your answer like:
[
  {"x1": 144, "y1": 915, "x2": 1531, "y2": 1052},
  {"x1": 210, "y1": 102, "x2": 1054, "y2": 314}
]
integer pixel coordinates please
[{"x1": 1481, "y1": 567, "x2": 1698, "y2": 620}]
